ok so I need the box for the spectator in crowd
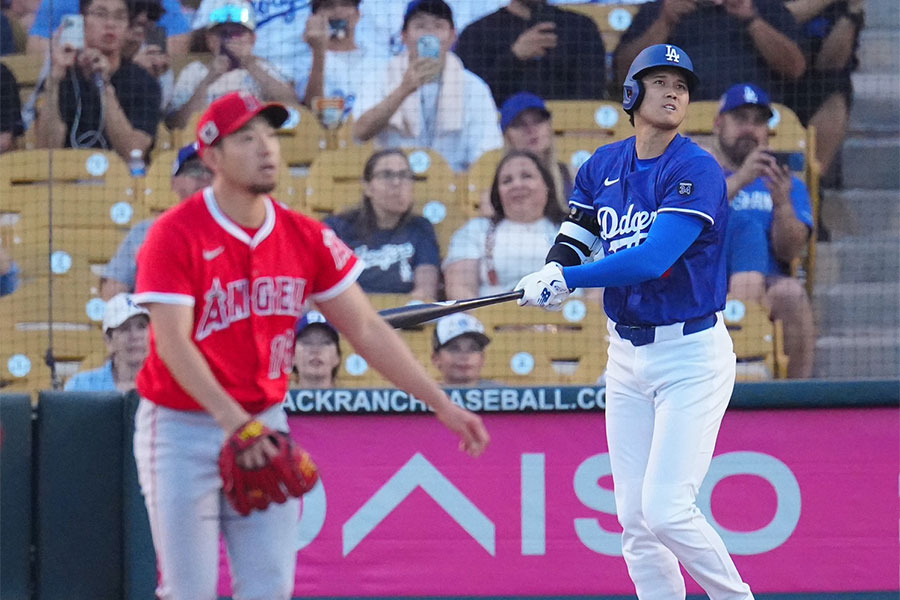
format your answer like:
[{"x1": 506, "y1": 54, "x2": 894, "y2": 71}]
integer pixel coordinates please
[
  {"x1": 614, "y1": 0, "x2": 806, "y2": 103},
  {"x1": 127, "y1": 4, "x2": 174, "y2": 110},
  {"x1": 443, "y1": 150, "x2": 566, "y2": 299},
  {"x1": 324, "y1": 148, "x2": 440, "y2": 300},
  {"x1": 352, "y1": 0, "x2": 503, "y2": 173},
  {"x1": 500, "y1": 91, "x2": 573, "y2": 211},
  {"x1": 32, "y1": 0, "x2": 161, "y2": 160},
  {"x1": 101, "y1": 142, "x2": 212, "y2": 299},
  {"x1": 431, "y1": 313, "x2": 497, "y2": 387},
  {"x1": 0, "y1": 62, "x2": 24, "y2": 152},
  {"x1": 165, "y1": 0, "x2": 295, "y2": 129},
  {"x1": 26, "y1": 0, "x2": 190, "y2": 55},
  {"x1": 783, "y1": 0, "x2": 864, "y2": 180},
  {"x1": 711, "y1": 83, "x2": 815, "y2": 378},
  {"x1": 292, "y1": 310, "x2": 341, "y2": 389},
  {"x1": 4, "y1": 0, "x2": 41, "y2": 49},
  {"x1": 0, "y1": 245, "x2": 19, "y2": 296},
  {"x1": 298, "y1": 0, "x2": 387, "y2": 126},
  {"x1": 64, "y1": 293, "x2": 150, "y2": 392},
  {"x1": 454, "y1": 0, "x2": 607, "y2": 105}
]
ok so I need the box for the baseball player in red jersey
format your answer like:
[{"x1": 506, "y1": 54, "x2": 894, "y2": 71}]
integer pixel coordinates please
[{"x1": 132, "y1": 91, "x2": 489, "y2": 600}]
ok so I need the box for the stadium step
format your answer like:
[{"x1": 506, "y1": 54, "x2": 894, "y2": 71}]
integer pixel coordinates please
[
  {"x1": 840, "y1": 135, "x2": 900, "y2": 189},
  {"x1": 813, "y1": 329, "x2": 900, "y2": 379},
  {"x1": 866, "y1": 0, "x2": 900, "y2": 33},
  {"x1": 820, "y1": 188, "x2": 900, "y2": 238},
  {"x1": 849, "y1": 73, "x2": 900, "y2": 135},
  {"x1": 857, "y1": 29, "x2": 899, "y2": 74},
  {"x1": 814, "y1": 234, "x2": 900, "y2": 286},
  {"x1": 813, "y1": 281, "x2": 899, "y2": 335}
]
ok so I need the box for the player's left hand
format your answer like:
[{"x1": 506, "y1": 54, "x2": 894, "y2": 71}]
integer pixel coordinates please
[{"x1": 515, "y1": 262, "x2": 570, "y2": 310}]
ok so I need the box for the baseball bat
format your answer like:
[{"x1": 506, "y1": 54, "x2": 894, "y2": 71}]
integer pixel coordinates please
[{"x1": 378, "y1": 290, "x2": 524, "y2": 329}]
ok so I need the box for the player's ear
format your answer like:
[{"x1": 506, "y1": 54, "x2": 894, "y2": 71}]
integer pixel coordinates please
[{"x1": 202, "y1": 145, "x2": 221, "y2": 173}]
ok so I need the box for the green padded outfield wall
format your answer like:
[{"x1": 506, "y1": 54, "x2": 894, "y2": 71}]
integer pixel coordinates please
[{"x1": 0, "y1": 394, "x2": 34, "y2": 600}]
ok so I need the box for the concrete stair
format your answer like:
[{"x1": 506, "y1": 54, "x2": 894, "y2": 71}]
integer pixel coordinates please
[{"x1": 811, "y1": 0, "x2": 900, "y2": 379}]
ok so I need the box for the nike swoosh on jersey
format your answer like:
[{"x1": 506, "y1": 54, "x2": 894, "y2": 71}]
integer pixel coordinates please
[
  {"x1": 202, "y1": 246, "x2": 225, "y2": 261},
  {"x1": 604, "y1": 176, "x2": 620, "y2": 186}
]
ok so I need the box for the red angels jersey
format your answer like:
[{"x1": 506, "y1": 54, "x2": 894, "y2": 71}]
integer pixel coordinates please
[{"x1": 134, "y1": 187, "x2": 362, "y2": 413}]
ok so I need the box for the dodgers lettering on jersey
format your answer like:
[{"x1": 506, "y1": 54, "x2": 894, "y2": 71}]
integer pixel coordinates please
[
  {"x1": 569, "y1": 134, "x2": 729, "y2": 326},
  {"x1": 134, "y1": 188, "x2": 362, "y2": 413}
]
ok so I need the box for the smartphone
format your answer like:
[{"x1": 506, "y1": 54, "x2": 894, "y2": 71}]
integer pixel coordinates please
[
  {"x1": 768, "y1": 151, "x2": 805, "y2": 172},
  {"x1": 328, "y1": 18, "x2": 348, "y2": 40},
  {"x1": 59, "y1": 14, "x2": 85, "y2": 50},
  {"x1": 417, "y1": 34, "x2": 440, "y2": 59}
]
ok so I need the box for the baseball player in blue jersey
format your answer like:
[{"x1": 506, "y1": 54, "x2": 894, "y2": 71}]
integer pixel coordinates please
[{"x1": 516, "y1": 44, "x2": 753, "y2": 599}]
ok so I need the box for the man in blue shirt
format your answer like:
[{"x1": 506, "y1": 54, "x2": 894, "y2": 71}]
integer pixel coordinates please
[
  {"x1": 65, "y1": 293, "x2": 150, "y2": 392},
  {"x1": 711, "y1": 82, "x2": 815, "y2": 378}
]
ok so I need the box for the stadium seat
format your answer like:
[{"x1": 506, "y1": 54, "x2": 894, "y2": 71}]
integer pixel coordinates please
[
  {"x1": 1, "y1": 53, "x2": 45, "y2": 106},
  {"x1": 545, "y1": 100, "x2": 633, "y2": 139},
  {"x1": 476, "y1": 298, "x2": 608, "y2": 385},
  {"x1": 723, "y1": 299, "x2": 788, "y2": 380},
  {"x1": 558, "y1": 3, "x2": 640, "y2": 60}
]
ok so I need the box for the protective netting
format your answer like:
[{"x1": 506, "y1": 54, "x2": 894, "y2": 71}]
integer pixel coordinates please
[{"x1": 1, "y1": 0, "x2": 897, "y2": 393}]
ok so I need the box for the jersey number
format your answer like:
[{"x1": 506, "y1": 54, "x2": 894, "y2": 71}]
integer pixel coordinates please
[{"x1": 268, "y1": 329, "x2": 295, "y2": 380}]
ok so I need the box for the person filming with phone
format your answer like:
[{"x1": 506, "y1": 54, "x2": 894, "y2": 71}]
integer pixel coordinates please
[
  {"x1": 165, "y1": 0, "x2": 295, "y2": 129},
  {"x1": 352, "y1": 0, "x2": 502, "y2": 172},
  {"x1": 32, "y1": 0, "x2": 161, "y2": 161},
  {"x1": 710, "y1": 82, "x2": 815, "y2": 378}
]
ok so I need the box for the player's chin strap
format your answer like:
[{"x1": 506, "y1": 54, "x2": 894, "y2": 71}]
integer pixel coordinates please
[{"x1": 546, "y1": 208, "x2": 603, "y2": 267}]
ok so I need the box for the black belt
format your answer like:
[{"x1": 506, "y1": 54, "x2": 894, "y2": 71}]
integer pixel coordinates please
[{"x1": 614, "y1": 314, "x2": 718, "y2": 347}]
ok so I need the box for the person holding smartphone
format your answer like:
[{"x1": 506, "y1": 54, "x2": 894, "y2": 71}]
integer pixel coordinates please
[
  {"x1": 352, "y1": 0, "x2": 502, "y2": 172},
  {"x1": 297, "y1": 0, "x2": 387, "y2": 125},
  {"x1": 165, "y1": 0, "x2": 295, "y2": 129},
  {"x1": 32, "y1": 0, "x2": 161, "y2": 161},
  {"x1": 711, "y1": 82, "x2": 815, "y2": 378},
  {"x1": 454, "y1": 0, "x2": 607, "y2": 106}
]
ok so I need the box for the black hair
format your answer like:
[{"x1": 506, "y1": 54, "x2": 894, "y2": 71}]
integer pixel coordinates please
[
  {"x1": 128, "y1": 0, "x2": 164, "y2": 22},
  {"x1": 335, "y1": 148, "x2": 413, "y2": 243},
  {"x1": 488, "y1": 150, "x2": 567, "y2": 225},
  {"x1": 311, "y1": 0, "x2": 361, "y2": 13}
]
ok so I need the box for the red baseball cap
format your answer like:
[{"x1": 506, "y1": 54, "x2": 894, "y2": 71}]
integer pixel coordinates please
[{"x1": 195, "y1": 91, "x2": 289, "y2": 155}]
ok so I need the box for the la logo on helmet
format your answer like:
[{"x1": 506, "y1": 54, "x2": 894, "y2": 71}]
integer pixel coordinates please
[{"x1": 665, "y1": 45, "x2": 681, "y2": 63}]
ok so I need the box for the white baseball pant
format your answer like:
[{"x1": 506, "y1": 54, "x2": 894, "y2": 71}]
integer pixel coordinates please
[
  {"x1": 604, "y1": 316, "x2": 754, "y2": 600},
  {"x1": 134, "y1": 400, "x2": 300, "y2": 600}
]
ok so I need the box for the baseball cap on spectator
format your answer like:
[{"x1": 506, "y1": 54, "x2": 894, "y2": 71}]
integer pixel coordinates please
[
  {"x1": 192, "y1": 0, "x2": 256, "y2": 31},
  {"x1": 196, "y1": 92, "x2": 288, "y2": 155},
  {"x1": 296, "y1": 310, "x2": 340, "y2": 344},
  {"x1": 718, "y1": 83, "x2": 774, "y2": 119},
  {"x1": 433, "y1": 314, "x2": 491, "y2": 352},
  {"x1": 402, "y1": 0, "x2": 453, "y2": 30},
  {"x1": 500, "y1": 92, "x2": 551, "y2": 133},
  {"x1": 311, "y1": 0, "x2": 361, "y2": 13},
  {"x1": 171, "y1": 142, "x2": 201, "y2": 176},
  {"x1": 103, "y1": 293, "x2": 150, "y2": 333}
]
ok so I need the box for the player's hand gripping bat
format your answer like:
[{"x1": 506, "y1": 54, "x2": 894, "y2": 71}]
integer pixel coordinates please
[{"x1": 378, "y1": 290, "x2": 524, "y2": 329}]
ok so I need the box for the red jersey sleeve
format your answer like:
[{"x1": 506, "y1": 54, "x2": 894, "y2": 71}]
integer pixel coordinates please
[
  {"x1": 134, "y1": 209, "x2": 196, "y2": 307},
  {"x1": 306, "y1": 220, "x2": 364, "y2": 302}
]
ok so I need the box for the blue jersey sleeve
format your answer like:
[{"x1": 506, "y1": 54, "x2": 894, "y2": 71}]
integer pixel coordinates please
[
  {"x1": 563, "y1": 212, "x2": 704, "y2": 289},
  {"x1": 790, "y1": 176, "x2": 814, "y2": 228},
  {"x1": 159, "y1": 0, "x2": 190, "y2": 36},
  {"x1": 568, "y1": 152, "x2": 600, "y2": 213},
  {"x1": 658, "y1": 153, "x2": 726, "y2": 226}
]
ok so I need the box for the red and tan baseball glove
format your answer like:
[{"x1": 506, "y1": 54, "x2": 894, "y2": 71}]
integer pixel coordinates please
[{"x1": 219, "y1": 420, "x2": 319, "y2": 516}]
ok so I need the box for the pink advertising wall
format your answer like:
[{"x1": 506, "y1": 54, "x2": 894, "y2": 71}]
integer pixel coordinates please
[{"x1": 218, "y1": 407, "x2": 899, "y2": 596}]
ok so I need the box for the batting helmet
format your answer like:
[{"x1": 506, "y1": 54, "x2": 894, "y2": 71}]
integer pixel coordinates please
[{"x1": 622, "y1": 44, "x2": 699, "y2": 114}]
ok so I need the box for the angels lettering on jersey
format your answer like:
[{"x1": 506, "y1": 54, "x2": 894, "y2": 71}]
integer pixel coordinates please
[{"x1": 196, "y1": 276, "x2": 306, "y2": 341}]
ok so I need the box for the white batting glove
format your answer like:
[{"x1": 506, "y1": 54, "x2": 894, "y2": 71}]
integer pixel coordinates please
[{"x1": 514, "y1": 262, "x2": 570, "y2": 311}]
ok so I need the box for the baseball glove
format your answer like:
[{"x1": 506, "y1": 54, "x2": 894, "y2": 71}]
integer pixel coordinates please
[{"x1": 219, "y1": 420, "x2": 320, "y2": 516}]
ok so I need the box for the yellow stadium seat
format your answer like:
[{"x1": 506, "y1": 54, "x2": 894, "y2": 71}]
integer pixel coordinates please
[
  {"x1": 723, "y1": 299, "x2": 787, "y2": 380},
  {"x1": 558, "y1": 3, "x2": 640, "y2": 55},
  {"x1": 476, "y1": 298, "x2": 608, "y2": 385},
  {"x1": 464, "y1": 149, "x2": 503, "y2": 216},
  {"x1": 545, "y1": 100, "x2": 633, "y2": 139},
  {"x1": 1, "y1": 53, "x2": 45, "y2": 106}
]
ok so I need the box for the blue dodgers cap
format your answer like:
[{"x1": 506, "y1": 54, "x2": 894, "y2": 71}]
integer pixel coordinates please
[
  {"x1": 296, "y1": 310, "x2": 339, "y2": 343},
  {"x1": 171, "y1": 142, "x2": 200, "y2": 176},
  {"x1": 402, "y1": 0, "x2": 453, "y2": 30},
  {"x1": 499, "y1": 92, "x2": 551, "y2": 133},
  {"x1": 718, "y1": 83, "x2": 774, "y2": 118}
]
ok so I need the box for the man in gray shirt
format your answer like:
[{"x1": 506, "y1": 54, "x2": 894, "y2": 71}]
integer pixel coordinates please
[{"x1": 100, "y1": 142, "x2": 212, "y2": 299}]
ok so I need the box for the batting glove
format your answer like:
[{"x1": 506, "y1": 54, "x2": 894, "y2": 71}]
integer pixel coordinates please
[{"x1": 515, "y1": 263, "x2": 570, "y2": 311}]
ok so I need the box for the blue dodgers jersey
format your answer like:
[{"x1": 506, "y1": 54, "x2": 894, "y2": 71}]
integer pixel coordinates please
[{"x1": 569, "y1": 134, "x2": 729, "y2": 326}]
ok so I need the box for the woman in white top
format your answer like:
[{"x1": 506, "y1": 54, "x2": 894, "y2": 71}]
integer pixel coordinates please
[{"x1": 443, "y1": 150, "x2": 566, "y2": 299}]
